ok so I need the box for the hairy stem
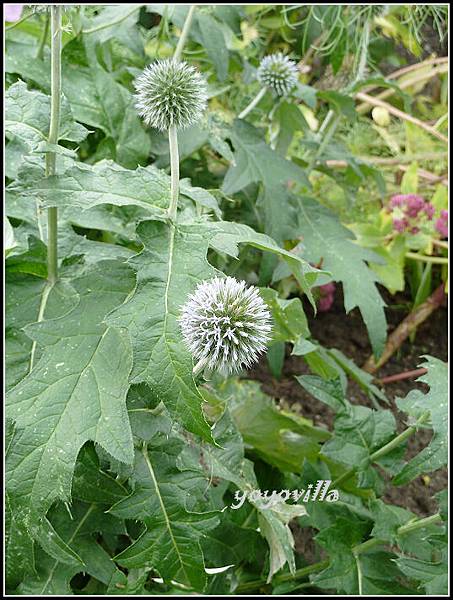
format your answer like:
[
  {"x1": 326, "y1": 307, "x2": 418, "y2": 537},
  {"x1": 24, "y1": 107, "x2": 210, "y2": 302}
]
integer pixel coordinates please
[
  {"x1": 363, "y1": 283, "x2": 446, "y2": 373},
  {"x1": 333, "y1": 410, "x2": 430, "y2": 488},
  {"x1": 46, "y1": 6, "x2": 62, "y2": 284},
  {"x1": 165, "y1": 6, "x2": 197, "y2": 222},
  {"x1": 37, "y1": 12, "x2": 50, "y2": 59},
  {"x1": 167, "y1": 125, "x2": 180, "y2": 221},
  {"x1": 238, "y1": 87, "x2": 267, "y2": 120},
  {"x1": 174, "y1": 5, "x2": 196, "y2": 62}
]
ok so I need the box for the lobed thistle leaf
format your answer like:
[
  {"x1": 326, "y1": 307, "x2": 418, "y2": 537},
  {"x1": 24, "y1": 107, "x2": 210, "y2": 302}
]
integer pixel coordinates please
[
  {"x1": 257, "y1": 52, "x2": 299, "y2": 96},
  {"x1": 134, "y1": 59, "x2": 208, "y2": 131},
  {"x1": 180, "y1": 277, "x2": 272, "y2": 375}
]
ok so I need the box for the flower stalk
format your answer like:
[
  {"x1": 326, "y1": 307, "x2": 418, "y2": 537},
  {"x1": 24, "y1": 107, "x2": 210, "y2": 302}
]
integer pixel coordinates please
[
  {"x1": 239, "y1": 53, "x2": 298, "y2": 120},
  {"x1": 168, "y1": 124, "x2": 180, "y2": 221},
  {"x1": 333, "y1": 410, "x2": 430, "y2": 488},
  {"x1": 37, "y1": 12, "x2": 50, "y2": 60},
  {"x1": 46, "y1": 5, "x2": 62, "y2": 284},
  {"x1": 236, "y1": 512, "x2": 441, "y2": 593},
  {"x1": 174, "y1": 5, "x2": 196, "y2": 62},
  {"x1": 238, "y1": 87, "x2": 267, "y2": 120}
]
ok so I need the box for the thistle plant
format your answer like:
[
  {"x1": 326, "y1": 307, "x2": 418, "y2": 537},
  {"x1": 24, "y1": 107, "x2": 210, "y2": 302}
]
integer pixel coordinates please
[
  {"x1": 239, "y1": 53, "x2": 298, "y2": 119},
  {"x1": 134, "y1": 60, "x2": 207, "y2": 132},
  {"x1": 134, "y1": 57, "x2": 207, "y2": 221},
  {"x1": 257, "y1": 52, "x2": 299, "y2": 96},
  {"x1": 180, "y1": 277, "x2": 272, "y2": 375}
]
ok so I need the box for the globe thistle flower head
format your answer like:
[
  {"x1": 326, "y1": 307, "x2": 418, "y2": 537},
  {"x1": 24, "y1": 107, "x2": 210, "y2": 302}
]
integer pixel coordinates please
[
  {"x1": 180, "y1": 277, "x2": 272, "y2": 375},
  {"x1": 257, "y1": 53, "x2": 299, "y2": 96},
  {"x1": 134, "y1": 59, "x2": 208, "y2": 131}
]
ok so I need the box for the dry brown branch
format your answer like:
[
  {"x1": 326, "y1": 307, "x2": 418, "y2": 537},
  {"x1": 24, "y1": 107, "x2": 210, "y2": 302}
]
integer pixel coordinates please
[
  {"x1": 355, "y1": 92, "x2": 448, "y2": 144},
  {"x1": 363, "y1": 284, "x2": 446, "y2": 374}
]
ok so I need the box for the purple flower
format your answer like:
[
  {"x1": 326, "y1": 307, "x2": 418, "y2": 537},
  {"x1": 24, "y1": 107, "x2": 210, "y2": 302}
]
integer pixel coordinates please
[
  {"x1": 389, "y1": 194, "x2": 405, "y2": 208},
  {"x1": 435, "y1": 214, "x2": 448, "y2": 238},
  {"x1": 317, "y1": 282, "x2": 336, "y2": 312},
  {"x1": 318, "y1": 294, "x2": 334, "y2": 312},
  {"x1": 4, "y1": 4, "x2": 23, "y2": 21},
  {"x1": 440, "y1": 209, "x2": 448, "y2": 220},
  {"x1": 424, "y1": 203, "x2": 435, "y2": 220},
  {"x1": 319, "y1": 282, "x2": 336, "y2": 295},
  {"x1": 393, "y1": 218, "x2": 408, "y2": 233},
  {"x1": 404, "y1": 194, "x2": 425, "y2": 218}
]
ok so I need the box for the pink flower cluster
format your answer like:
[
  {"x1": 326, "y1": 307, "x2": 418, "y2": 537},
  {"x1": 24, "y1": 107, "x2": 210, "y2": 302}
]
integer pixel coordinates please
[
  {"x1": 435, "y1": 209, "x2": 448, "y2": 239},
  {"x1": 388, "y1": 194, "x2": 435, "y2": 235},
  {"x1": 317, "y1": 282, "x2": 336, "y2": 312}
]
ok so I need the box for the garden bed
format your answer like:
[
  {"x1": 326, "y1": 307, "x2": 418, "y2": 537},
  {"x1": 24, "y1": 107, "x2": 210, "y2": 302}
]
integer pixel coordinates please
[{"x1": 250, "y1": 285, "x2": 448, "y2": 517}]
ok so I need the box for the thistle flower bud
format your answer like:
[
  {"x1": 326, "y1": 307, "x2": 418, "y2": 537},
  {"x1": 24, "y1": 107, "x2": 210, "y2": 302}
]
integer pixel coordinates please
[
  {"x1": 180, "y1": 277, "x2": 272, "y2": 375},
  {"x1": 134, "y1": 59, "x2": 208, "y2": 131},
  {"x1": 257, "y1": 53, "x2": 299, "y2": 96}
]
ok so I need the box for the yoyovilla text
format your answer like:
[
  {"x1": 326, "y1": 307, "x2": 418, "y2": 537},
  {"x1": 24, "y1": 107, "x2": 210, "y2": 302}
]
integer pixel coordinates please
[{"x1": 230, "y1": 480, "x2": 339, "y2": 509}]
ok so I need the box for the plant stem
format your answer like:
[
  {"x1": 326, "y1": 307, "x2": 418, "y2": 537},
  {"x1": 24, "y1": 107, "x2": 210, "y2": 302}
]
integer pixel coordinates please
[
  {"x1": 82, "y1": 5, "x2": 141, "y2": 34},
  {"x1": 236, "y1": 559, "x2": 329, "y2": 593},
  {"x1": 398, "y1": 513, "x2": 442, "y2": 535},
  {"x1": 5, "y1": 12, "x2": 33, "y2": 30},
  {"x1": 352, "y1": 21, "x2": 370, "y2": 86},
  {"x1": 370, "y1": 410, "x2": 430, "y2": 461},
  {"x1": 165, "y1": 7, "x2": 197, "y2": 222},
  {"x1": 29, "y1": 283, "x2": 54, "y2": 373},
  {"x1": 37, "y1": 12, "x2": 50, "y2": 59},
  {"x1": 333, "y1": 411, "x2": 430, "y2": 488},
  {"x1": 167, "y1": 125, "x2": 180, "y2": 221},
  {"x1": 355, "y1": 92, "x2": 449, "y2": 144},
  {"x1": 357, "y1": 64, "x2": 448, "y2": 114},
  {"x1": 235, "y1": 512, "x2": 442, "y2": 593},
  {"x1": 405, "y1": 252, "x2": 448, "y2": 264},
  {"x1": 193, "y1": 357, "x2": 208, "y2": 376},
  {"x1": 174, "y1": 5, "x2": 196, "y2": 62},
  {"x1": 363, "y1": 283, "x2": 446, "y2": 373},
  {"x1": 431, "y1": 239, "x2": 449, "y2": 250},
  {"x1": 238, "y1": 87, "x2": 267, "y2": 120},
  {"x1": 378, "y1": 367, "x2": 428, "y2": 385},
  {"x1": 45, "y1": 6, "x2": 62, "y2": 285},
  {"x1": 353, "y1": 512, "x2": 442, "y2": 556},
  {"x1": 307, "y1": 111, "x2": 340, "y2": 173},
  {"x1": 326, "y1": 152, "x2": 447, "y2": 166}
]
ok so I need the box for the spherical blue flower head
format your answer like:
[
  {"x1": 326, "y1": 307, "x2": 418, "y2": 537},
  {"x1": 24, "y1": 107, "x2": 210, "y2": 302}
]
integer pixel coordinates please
[
  {"x1": 180, "y1": 277, "x2": 272, "y2": 375},
  {"x1": 257, "y1": 53, "x2": 299, "y2": 96},
  {"x1": 134, "y1": 59, "x2": 208, "y2": 131}
]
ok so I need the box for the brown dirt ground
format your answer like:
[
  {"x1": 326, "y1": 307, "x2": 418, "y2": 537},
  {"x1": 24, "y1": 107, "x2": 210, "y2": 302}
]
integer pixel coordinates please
[{"x1": 248, "y1": 284, "x2": 448, "y2": 520}]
